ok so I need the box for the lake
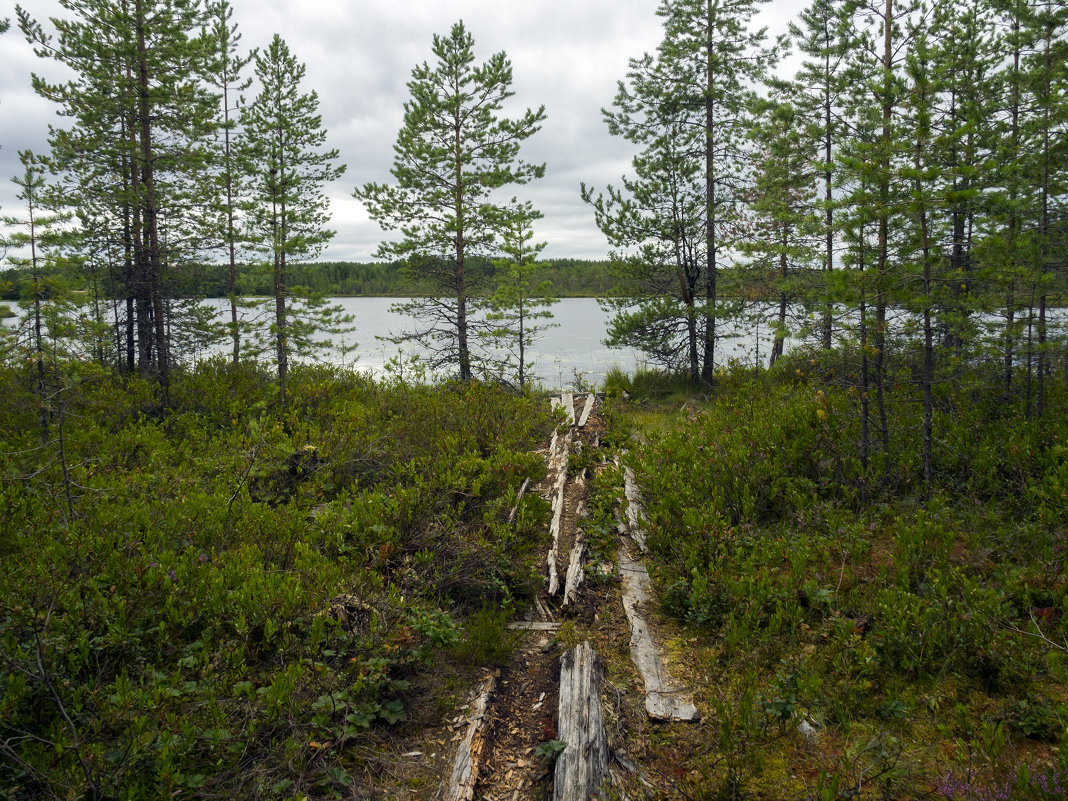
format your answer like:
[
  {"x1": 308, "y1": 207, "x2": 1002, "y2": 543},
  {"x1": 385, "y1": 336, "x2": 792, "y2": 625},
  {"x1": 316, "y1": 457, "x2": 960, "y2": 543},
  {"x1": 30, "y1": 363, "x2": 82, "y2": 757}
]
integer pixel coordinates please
[{"x1": 202, "y1": 296, "x2": 777, "y2": 388}]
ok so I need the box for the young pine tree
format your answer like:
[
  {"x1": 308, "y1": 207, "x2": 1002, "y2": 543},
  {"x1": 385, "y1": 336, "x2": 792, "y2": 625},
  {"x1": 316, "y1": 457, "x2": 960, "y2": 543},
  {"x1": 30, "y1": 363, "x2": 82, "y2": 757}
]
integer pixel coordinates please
[
  {"x1": 355, "y1": 21, "x2": 546, "y2": 381},
  {"x1": 242, "y1": 34, "x2": 347, "y2": 405},
  {"x1": 485, "y1": 201, "x2": 557, "y2": 390}
]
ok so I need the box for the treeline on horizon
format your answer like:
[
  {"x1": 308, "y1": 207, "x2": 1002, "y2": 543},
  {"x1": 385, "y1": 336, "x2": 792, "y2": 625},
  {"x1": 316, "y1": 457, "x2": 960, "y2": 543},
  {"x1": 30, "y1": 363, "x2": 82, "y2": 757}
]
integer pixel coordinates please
[{"x1": 0, "y1": 258, "x2": 613, "y2": 301}]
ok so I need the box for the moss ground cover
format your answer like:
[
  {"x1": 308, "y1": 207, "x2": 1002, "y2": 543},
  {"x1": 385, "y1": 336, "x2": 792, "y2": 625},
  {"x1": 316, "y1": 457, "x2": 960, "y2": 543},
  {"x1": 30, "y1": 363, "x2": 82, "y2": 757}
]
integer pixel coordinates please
[
  {"x1": 607, "y1": 360, "x2": 1067, "y2": 799},
  {"x1": 0, "y1": 359, "x2": 554, "y2": 799}
]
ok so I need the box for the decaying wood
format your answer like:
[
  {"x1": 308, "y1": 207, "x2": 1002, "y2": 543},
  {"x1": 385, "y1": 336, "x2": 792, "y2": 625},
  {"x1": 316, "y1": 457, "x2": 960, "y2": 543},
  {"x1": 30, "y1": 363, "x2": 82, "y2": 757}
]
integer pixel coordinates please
[
  {"x1": 622, "y1": 466, "x2": 648, "y2": 553},
  {"x1": 562, "y1": 392, "x2": 576, "y2": 425},
  {"x1": 507, "y1": 477, "x2": 531, "y2": 525},
  {"x1": 553, "y1": 642, "x2": 608, "y2": 801},
  {"x1": 545, "y1": 426, "x2": 572, "y2": 597},
  {"x1": 563, "y1": 530, "x2": 586, "y2": 607},
  {"x1": 577, "y1": 393, "x2": 595, "y2": 428},
  {"x1": 447, "y1": 672, "x2": 498, "y2": 801},
  {"x1": 534, "y1": 594, "x2": 554, "y2": 623},
  {"x1": 547, "y1": 478, "x2": 567, "y2": 596},
  {"x1": 506, "y1": 621, "x2": 561, "y2": 631},
  {"x1": 550, "y1": 395, "x2": 562, "y2": 412},
  {"x1": 618, "y1": 542, "x2": 699, "y2": 722}
]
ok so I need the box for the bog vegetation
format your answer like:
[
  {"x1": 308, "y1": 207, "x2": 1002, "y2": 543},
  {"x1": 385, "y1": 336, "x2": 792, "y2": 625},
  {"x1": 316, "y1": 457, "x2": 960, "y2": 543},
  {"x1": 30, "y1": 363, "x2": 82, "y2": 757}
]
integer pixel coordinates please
[
  {"x1": 0, "y1": 362, "x2": 555, "y2": 797},
  {"x1": 0, "y1": 0, "x2": 1066, "y2": 798}
]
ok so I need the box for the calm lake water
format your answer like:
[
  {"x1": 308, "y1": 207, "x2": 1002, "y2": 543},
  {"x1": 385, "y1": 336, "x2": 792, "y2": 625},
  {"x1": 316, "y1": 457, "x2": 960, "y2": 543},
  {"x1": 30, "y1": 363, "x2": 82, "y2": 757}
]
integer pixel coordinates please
[{"x1": 203, "y1": 296, "x2": 775, "y2": 389}]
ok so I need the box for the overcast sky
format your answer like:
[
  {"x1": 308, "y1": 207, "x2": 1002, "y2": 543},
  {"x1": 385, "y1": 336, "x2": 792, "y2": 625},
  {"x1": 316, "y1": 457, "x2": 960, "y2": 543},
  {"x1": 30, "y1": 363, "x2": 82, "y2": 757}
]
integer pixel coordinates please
[{"x1": 1, "y1": 0, "x2": 807, "y2": 262}]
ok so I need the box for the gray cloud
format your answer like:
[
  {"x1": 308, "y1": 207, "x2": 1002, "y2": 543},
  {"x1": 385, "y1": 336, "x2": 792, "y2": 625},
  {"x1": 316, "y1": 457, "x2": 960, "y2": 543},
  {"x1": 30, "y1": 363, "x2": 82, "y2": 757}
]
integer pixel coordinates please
[{"x1": 1, "y1": 0, "x2": 804, "y2": 264}]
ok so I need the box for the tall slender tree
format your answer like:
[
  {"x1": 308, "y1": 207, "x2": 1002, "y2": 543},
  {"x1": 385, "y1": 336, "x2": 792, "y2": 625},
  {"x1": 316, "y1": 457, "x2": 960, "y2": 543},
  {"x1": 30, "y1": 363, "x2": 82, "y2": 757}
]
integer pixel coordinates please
[
  {"x1": 741, "y1": 98, "x2": 822, "y2": 367},
  {"x1": 485, "y1": 201, "x2": 557, "y2": 389},
  {"x1": 788, "y1": 0, "x2": 855, "y2": 350},
  {"x1": 355, "y1": 21, "x2": 546, "y2": 381},
  {"x1": 242, "y1": 34, "x2": 346, "y2": 405},
  {"x1": 1, "y1": 152, "x2": 74, "y2": 441},
  {"x1": 18, "y1": 0, "x2": 218, "y2": 388},
  {"x1": 654, "y1": 0, "x2": 778, "y2": 381},
  {"x1": 583, "y1": 52, "x2": 707, "y2": 382},
  {"x1": 205, "y1": 0, "x2": 255, "y2": 364}
]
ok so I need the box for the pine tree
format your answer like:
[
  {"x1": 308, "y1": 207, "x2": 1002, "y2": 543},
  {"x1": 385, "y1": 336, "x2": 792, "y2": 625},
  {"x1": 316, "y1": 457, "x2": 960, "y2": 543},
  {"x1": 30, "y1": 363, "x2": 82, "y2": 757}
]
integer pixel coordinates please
[
  {"x1": 241, "y1": 34, "x2": 347, "y2": 405},
  {"x1": 788, "y1": 0, "x2": 855, "y2": 350},
  {"x1": 18, "y1": 0, "x2": 219, "y2": 388},
  {"x1": 654, "y1": 0, "x2": 779, "y2": 382},
  {"x1": 355, "y1": 21, "x2": 546, "y2": 381},
  {"x1": 1, "y1": 152, "x2": 75, "y2": 441},
  {"x1": 485, "y1": 201, "x2": 557, "y2": 389},
  {"x1": 741, "y1": 97, "x2": 822, "y2": 367},
  {"x1": 583, "y1": 51, "x2": 707, "y2": 383},
  {"x1": 205, "y1": 0, "x2": 256, "y2": 364}
]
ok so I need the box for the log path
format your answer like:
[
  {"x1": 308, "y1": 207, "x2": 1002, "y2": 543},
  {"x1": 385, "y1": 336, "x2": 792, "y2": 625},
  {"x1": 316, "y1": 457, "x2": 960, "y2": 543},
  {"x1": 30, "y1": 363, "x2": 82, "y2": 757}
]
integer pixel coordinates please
[{"x1": 444, "y1": 392, "x2": 697, "y2": 801}]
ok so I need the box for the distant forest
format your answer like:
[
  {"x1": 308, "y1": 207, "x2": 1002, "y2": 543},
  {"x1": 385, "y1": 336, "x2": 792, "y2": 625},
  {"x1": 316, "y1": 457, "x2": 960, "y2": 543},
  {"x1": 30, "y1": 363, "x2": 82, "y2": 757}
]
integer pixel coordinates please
[{"x1": 0, "y1": 258, "x2": 613, "y2": 301}]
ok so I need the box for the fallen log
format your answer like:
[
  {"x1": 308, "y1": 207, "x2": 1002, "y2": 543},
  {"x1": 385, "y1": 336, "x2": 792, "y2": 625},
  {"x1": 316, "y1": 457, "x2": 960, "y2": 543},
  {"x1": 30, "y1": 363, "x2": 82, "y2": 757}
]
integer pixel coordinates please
[
  {"x1": 618, "y1": 542, "x2": 699, "y2": 722},
  {"x1": 553, "y1": 642, "x2": 608, "y2": 801},
  {"x1": 622, "y1": 466, "x2": 649, "y2": 553},
  {"x1": 562, "y1": 530, "x2": 586, "y2": 607},
  {"x1": 446, "y1": 672, "x2": 498, "y2": 801},
  {"x1": 505, "y1": 621, "x2": 561, "y2": 631},
  {"x1": 577, "y1": 393, "x2": 595, "y2": 428},
  {"x1": 562, "y1": 392, "x2": 576, "y2": 426}
]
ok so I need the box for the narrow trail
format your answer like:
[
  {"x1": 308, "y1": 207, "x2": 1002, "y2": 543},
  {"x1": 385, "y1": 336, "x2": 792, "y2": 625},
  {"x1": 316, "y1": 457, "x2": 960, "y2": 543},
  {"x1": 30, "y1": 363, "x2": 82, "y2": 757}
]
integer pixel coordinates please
[{"x1": 444, "y1": 393, "x2": 699, "y2": 801}]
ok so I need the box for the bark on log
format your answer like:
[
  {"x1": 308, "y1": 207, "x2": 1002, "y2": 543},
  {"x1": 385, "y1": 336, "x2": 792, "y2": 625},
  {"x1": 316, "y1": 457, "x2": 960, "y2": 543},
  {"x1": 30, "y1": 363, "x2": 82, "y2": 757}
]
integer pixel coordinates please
[
  {"x1": 447, "y1": 672, "x2": 497, "y2": 801},
  {"x1": 618, "y1": 542, "x2": 699, "y2": 722},
  {"x1": 577, "y1": 393, "x2": 595, "y2": 428},
  {"x1": 553, "y1": 643, "x2": 608, "y2": 801}
]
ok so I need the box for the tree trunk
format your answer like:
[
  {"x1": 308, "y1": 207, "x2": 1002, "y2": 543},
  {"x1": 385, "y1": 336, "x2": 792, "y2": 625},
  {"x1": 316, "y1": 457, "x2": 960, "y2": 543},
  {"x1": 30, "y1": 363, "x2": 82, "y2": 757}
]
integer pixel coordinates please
[
  {"x1": 224, "y1": 81, "x2": 241, "y2": 365},
  {"x1": 455, "y1": 112, "x2": 471, "y2": 381},
  {"x1": 135, "y1": 0, "x2": 169, "y2": 392},
  {"x1": 701, "y1": 5, "x2": 717, "y2": 384},
  {"x1": 822, "y1": 45, "x2": 834, "y2": 351}
]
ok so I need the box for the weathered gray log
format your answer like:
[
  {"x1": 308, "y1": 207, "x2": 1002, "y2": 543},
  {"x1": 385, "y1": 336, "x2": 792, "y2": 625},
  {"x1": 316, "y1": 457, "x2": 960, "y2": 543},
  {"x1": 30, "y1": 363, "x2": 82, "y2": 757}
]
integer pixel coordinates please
[
  {"x1": 577, "y1": 393, "x2": 595, "y2": 428},
  {"x1": 545, "y1": 427, "x2": 572, "y2": 597},
  {"x1": 622, "y1": 466, "x2": 648, "y2": 553},
  {"x1": 547, "y1": 479, "x2": 566, "y2": 596},
  {"x1": 447, "y1": 672, "x2": 497, "y2": 801},
  {"x1": 506, "y1": 621, "x2": 561, "y2": 631},
  {"x1": 534, "y1": 594, "x2": 554, "y2": 623},
  {"x1": 550, "y1": 395, "x2": 562, "y2": 412},
  {"x1": 562, "y1": 530, "x2": 586, "y2": 607},
  {"x1": 617, "y1": 543, "x2": 699, "y2": 722},
  {"x1": 562, "y1": 392, "x2": 576, "y2": 425},
  {"x1": 553, "y1": 642, "x2": 608, "y2": 801}
]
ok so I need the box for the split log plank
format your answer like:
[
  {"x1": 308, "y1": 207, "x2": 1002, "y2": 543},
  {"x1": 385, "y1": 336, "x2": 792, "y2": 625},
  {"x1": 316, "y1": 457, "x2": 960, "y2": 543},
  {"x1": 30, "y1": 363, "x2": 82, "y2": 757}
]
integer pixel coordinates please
[
  {"x1": 562, "y1": 531, "x2": 586, "y2": 607},
  {"x1": 562, "y1": 392, "x2": 576, "y2": 426},
  {"x1": 446, "y1": 672, "x2": 498, "y2": 801},
  {"x1": 577, "y1": 393, "x2": 595, "y2": 428},
  {"x1": 547, "y1": 481, "x2": 565, "y2": 596},
  {"x1": 622, "y1": 466, "x2": 649, "y2": 553},
  {"x1": 506, "y1": 621, "x2": 561, "y2": 631},
  {"x1": 618, "y1": 542, "x2": 699, "y2": 722},
  {"x1": 545, "y1": 429, "x2": 572, "y2": 597},
  {"x1": 553, "y1": 643, "x2": 608, "y2": 801}
]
